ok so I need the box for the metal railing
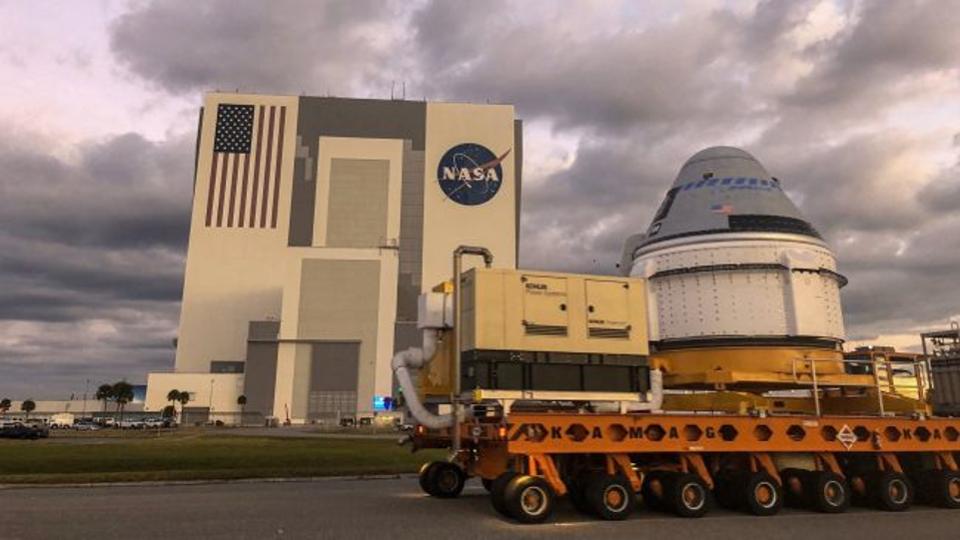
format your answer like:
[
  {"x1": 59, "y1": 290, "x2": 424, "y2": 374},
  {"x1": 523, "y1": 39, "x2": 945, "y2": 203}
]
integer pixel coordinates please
[{"x1": 789, "y1": 355, "x2": 930, "y2": 418}]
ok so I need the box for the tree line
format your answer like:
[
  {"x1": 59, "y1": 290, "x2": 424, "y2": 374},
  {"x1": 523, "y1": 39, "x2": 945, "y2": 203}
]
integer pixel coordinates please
[{"x1": 0, "y1": 397, "x2": 36, "y2": 419}]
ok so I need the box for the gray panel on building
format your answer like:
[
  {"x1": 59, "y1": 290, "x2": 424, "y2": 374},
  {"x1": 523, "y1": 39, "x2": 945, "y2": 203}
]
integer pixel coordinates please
[
  {"x1": 308, "y1": 342, "x2": 360, "y2": 420},
  {"x1": 288, "y1": 98, "x2": 426, "y2": 247},
  {"x1": 243, "y1": 343, "x2": 278, "y2": 416},
  {"x1": 393, "y1": 142, "x2": 426, "y2": 357},
  {"x1": 210, "y1": 361, "x2": 244, "y2": 373},
  {"x1": 326, "y1": 159, "x2": 389, "y2": 248},
  {"x1": 296, "y1": 259, "x2": 380, "y2": 419},
  {"x1": 514, "y1": 119, "x2": 523, "y2": 263}
]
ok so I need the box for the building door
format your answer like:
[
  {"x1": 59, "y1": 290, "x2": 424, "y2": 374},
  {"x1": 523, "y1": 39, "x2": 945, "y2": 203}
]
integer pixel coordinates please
[{"x1": 307, "y1": 342, "x2": 360, "y2": 421}]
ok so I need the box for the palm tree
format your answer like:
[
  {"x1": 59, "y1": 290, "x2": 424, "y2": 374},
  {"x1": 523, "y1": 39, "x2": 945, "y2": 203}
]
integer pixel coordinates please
[
  {"x1": 237, "y1": 395, "x2": 247, "y2": 426},
  {"x1": 165, "y1": 389, "x2": 181, "y2": 422},
  {"x1": 0, "y1": 398, "x2": 10, "y2": 417},
  {"x1": 178, "y1": 391, "x2": 191, "y2": 424},
  {"x1": 21, "y1": 399, "x2": 36, "y2": 420},
  {"x1": 95, "y1": 384, "x2": 113, "y2": 416},
  {"x1": 112, "y1": 381, "x2": 135, "y2": 426}
]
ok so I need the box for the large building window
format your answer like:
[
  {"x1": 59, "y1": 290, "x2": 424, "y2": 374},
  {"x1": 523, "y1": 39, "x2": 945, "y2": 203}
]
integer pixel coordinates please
[{"x1": 210, "y1": 361, "x2": 245, "y2": 373}]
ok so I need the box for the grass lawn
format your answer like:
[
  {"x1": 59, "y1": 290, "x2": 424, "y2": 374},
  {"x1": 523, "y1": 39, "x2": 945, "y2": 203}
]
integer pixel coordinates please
[{"x1": 0, "y1": 431, "x2": 445, "y2": 484}]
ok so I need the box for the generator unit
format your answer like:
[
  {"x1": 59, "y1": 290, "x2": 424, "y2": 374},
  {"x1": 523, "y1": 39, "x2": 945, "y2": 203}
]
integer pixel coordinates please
[{"x1": 417, "y1": 268, "x2": 650, "y2": 400}]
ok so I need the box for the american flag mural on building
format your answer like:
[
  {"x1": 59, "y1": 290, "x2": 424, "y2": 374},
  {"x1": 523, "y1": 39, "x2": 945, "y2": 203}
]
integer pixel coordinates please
[{"x1": 205, "y1": 103, "x2": 287, "y2": 228}]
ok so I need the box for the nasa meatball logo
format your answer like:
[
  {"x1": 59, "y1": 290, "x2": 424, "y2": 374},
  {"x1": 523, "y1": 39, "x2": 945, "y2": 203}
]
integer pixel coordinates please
[{"x1": 437, "y1": 143, "x2": 511, "y2": 206}]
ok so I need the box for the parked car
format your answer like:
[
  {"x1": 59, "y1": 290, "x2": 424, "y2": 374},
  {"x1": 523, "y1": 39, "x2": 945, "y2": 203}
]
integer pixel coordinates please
[
  {"x1": 143, "y1": 417, "x2": 175, "y2": 429},
  {"x1": 48, "y1": 413, "x2": 75, "y2": 429},
  {"x1": 0, "y1": 422, "x2": 48, "y2": 439},
  {"x1": 117, "y1": 419, "x2": 145, "y2": 429},
  {"x1": 73, "y1": 421, "x2": 101, "y2": 431}
]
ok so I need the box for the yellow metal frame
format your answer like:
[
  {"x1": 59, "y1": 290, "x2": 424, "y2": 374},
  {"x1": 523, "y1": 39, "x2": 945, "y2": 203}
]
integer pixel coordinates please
[
  {"x1": 502, "y1": 413, "x2": 960, "y2": 454},
  {"x1": 653, "y1": 347, "x2": 877, "y2": 390}
]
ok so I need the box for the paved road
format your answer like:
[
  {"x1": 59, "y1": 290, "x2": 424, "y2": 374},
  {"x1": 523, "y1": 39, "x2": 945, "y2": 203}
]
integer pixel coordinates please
[{"x1": 4, "y1": 477, "x2": 960, "y2": 539}]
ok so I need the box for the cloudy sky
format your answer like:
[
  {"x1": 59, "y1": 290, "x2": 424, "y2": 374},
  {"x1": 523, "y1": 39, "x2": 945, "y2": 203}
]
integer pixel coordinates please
[{"x1": 2, "y1": 0, "x2": 959, "y2": 399}]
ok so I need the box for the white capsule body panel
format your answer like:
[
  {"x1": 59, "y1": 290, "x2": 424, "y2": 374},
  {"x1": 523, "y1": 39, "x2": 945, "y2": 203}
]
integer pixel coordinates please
[{"x1": 631, "y1": 232, "x2": 845, "y2": 343}]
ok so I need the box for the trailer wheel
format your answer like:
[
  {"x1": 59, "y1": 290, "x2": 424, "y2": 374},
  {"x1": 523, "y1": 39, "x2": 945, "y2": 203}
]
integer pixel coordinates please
[
  {"x1": 641, "y1": 471, "x2": 669, "y2": 512},
  {"x1": 584, "y1": 474, "x2": 636, "y2": 521},
  {"x1": 918, "y1": 470, "x2": 960, "y2": 509},
  {"x1": 665, "y1": 472, "x2": 711, "y2": 518},
  {"x1": 568, "y1": 473, "x2": 595, "y2": 516},
  {"x1": 503, "y1": 475, "x2": 556, "y2": 524},
  {"x1": 424, "y1": 461, "x2": 465, "y2": 498},
  {"x1": 742, "y1": 472, "x2": 783, "y2": 516},
  {"x1": 803, "y1": 471, "x2": 850, "y2": 513},
  {"x1": 779, "y1": 468, "x2": 806, "y2": 508},
  {"x1": 491, "y1": 471, "x2": 520, "y2": 517},
  {"x1": 849, "y1": 474, "x2": 870, "y2": 506},
  {"x1": 868, "y1": 471, "x2": 913, "y2": 512},
  {"x1": 712, "y1": 470, "x2": 745, "y2": 510},
  {"x1": 418, "y1": 462, "x2": 442, "y2": 496}
]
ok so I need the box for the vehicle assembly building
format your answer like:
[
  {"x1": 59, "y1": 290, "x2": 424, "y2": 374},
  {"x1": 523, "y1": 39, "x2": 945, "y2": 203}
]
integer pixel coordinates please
[{"x1": 144, "y1": 93, "x2": 522, "y2": 424}]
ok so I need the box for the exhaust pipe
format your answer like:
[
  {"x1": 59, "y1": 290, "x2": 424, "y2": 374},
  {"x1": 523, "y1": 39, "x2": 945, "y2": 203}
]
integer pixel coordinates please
[{"x1": 391, "y1": 329, "x2": 456, "y2": 429}]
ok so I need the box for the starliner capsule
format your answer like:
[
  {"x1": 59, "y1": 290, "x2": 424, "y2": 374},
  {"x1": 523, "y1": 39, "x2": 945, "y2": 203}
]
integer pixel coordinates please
[{"x1": 621, "y1": 146, "x2": 850, "y2": 389}]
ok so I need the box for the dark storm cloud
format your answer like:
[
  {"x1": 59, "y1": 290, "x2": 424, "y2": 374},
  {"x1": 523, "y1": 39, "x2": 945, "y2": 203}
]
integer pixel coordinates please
[
  {"x1": 0, "y1": 132, "x2": 192, "y2": 249},
  {"x1": 9, "y1": 0, "x2": 960, "y2": 397},
  {"x1": 785, "y1": 0, "x2": 960, "y2": 109},
  {"x1": 760, "y1": 133, "x2": 929, "y2": 236},
  {"x1": 413, "y1": 1, "x2": 754, "y2": 133},
  {"x1": 406, "y1": 0, "x2": 960, "y2": 340},
  {"x1": 109, "y1": 0, "x2": 408, "y2": 96},
  {"x1": 519, "y1": 136, "x2": 693, "y2": 273},
  {"x1": 0, "y1": 127, "x2": 192, "y2": 397}
]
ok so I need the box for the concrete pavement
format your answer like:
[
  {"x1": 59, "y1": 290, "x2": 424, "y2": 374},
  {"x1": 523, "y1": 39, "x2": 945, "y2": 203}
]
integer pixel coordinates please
[{"x1": 3, "y1": 477, "x2": 960, "y2": 539}]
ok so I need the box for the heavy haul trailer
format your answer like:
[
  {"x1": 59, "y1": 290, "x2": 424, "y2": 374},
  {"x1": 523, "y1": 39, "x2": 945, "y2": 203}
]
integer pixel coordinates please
[
  {"x1": 397, "y1": 249, "x2": 960, "y2": 524},
  {"x1": 413, "y1": 412, "x2": 960, "y2": 523}
]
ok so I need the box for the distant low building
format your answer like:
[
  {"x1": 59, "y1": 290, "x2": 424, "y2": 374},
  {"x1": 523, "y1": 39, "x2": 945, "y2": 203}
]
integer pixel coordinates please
[{"x1": 1, "y1": 397, "x2": 143, "y2": 420}]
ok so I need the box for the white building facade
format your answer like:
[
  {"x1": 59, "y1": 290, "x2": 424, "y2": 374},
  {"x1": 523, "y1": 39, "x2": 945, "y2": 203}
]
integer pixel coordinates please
[{"x1": 145, "y1": 93, "x2": 521, "y2": 424}]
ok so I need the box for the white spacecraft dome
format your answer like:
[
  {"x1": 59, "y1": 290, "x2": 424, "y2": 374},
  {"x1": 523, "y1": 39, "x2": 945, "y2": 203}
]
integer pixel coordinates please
[
  {"x1": 624, "y1": 146, "x2": 846, "y2": 345},
  {"x1": 640, "y1": 146, "x2": 820, "y2": 249}
]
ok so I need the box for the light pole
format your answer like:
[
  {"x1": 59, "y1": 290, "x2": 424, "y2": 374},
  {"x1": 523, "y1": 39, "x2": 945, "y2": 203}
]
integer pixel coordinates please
[
  {"x1": 82, "y1": 379, "x2": 90, "y2": 417},
  {"x1": 209, "y1": 379, "x2": 215, "y2": 423}
]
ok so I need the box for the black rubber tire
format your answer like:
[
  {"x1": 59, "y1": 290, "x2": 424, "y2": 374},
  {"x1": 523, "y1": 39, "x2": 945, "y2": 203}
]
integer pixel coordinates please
[
  {"x1": 713, "y1": 470, "x2": 746, "y2": 510},
  {"x1": 425, "y1": 461, "x2": 465, "y2": 498},
  {"x1": 584, "y1": 473, "x2": 636, "y2": 521},
  {"x1": 568, "y1": 472, "x2": 596, "y2": 516},
  {"x1": 491, "y1": 472, "x2": 520, "y2": 517},
  {"x1": 503, "y1": 475, "x2": 556, "y2": 524},
  {"x1": 742, "y1": 471, "x2": 783, "y2": 516},
  {"x1": 803, "y1": 471, "x2": 850, "y2": 513},
  {"x1": 481, "y1": 478, "x2": 494, "y2": 492},
  {"x1": 779, "y1": 468, "x2": 807, "y2": 508},
  {"x1": 664, "y1": 472, "x2": 712, "y2": 518},
  {"x1": 641, "y1": 471, "x2": 670, "y2": 512},
  {"x1": 868, "y1": 471, "x2": 913, "y2": 512},
  {"x1": 418, "y1": 462, "x2": 442, "y2": 496},
  {"x1": 918, "y1": 470, "x2": 960, "y2": 509},
  {"x1": 849, "y1": 474, "x2": 871, "y2": 506}
]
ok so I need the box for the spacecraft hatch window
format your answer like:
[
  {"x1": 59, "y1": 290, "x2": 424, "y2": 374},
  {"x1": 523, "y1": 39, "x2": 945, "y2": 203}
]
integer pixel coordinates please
[
  {"x1": 727, "y1": 215, "x2": 821, "y2": 239},
  {"x1": 652, "y1": 187, "x2": 680, "y2": 223}
]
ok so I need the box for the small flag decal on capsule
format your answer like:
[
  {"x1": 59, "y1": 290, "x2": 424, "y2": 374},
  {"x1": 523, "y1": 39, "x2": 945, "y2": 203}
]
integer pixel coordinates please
[{"x1": 711, "y1": 203, "x2": 734, "y2": 215}]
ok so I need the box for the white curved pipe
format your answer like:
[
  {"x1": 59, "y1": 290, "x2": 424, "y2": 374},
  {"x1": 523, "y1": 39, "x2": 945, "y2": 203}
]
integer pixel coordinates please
[
  {"x1": 392, "y1": 329, "x2": 455, "y2": 429},
  {"x1": 625, "y1": 369, "x2": 664, "y2": 412}
]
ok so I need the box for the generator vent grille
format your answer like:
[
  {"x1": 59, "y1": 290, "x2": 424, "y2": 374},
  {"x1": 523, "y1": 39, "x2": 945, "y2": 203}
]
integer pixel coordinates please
[
  {"x1": 524, "y1": 324, "x2": 568, "y2": 337},
  {"x1": 589, "y1": 327, "x2": 630, "y2": 339}
]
